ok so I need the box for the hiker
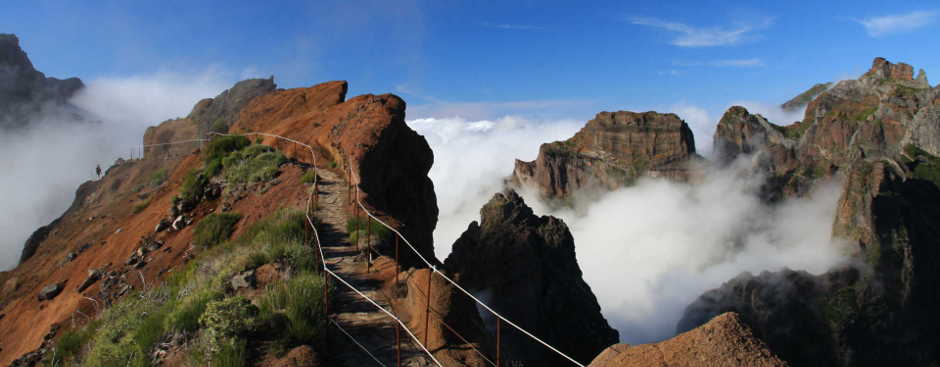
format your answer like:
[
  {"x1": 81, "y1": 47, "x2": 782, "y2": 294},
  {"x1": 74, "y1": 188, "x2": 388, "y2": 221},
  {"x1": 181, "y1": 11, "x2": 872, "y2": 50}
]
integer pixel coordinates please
[{"x1": 96, "y1": 164, "x2": 101, "y2": 179}]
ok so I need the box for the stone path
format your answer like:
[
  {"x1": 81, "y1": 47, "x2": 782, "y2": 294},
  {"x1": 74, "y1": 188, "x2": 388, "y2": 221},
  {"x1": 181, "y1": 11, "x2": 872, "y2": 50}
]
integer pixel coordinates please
[{"x1": 314, "y1": 168, "x2": 433, "y2": 367}]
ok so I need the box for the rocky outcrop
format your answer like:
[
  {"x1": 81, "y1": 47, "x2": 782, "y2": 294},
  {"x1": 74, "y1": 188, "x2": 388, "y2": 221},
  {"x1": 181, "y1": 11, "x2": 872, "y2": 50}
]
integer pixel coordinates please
[
  {"x1": 0, "y1": 34, "x2": 85, "y2": 129},
  {"x1": 444, "y1": 190, "x2": 618, "y2": 365},
  {"x1": 188, "y1": 77, "x2": 276, "y2": 134},
  {"x1": 591, "y1": 313, "x2": 788, "y2": 367},
  {"x1": 233, "y1": 81, "x2": 439, "y2": 268},
  {"x1": 781, "y1": 82, "x2": 832, "y2": 111},
  {"x1": 512, "y1": 111, "x2": 697, "y2": 200},
  {"x1": 143, "y1": 77, "x2": 277, "y2": 159}
]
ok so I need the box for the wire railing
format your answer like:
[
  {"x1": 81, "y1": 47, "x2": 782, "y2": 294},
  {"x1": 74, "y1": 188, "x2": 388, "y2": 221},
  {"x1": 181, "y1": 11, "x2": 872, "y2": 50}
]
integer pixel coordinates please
[{"x1": 131, "y1": 130, "x2": 583, "y2": 366}]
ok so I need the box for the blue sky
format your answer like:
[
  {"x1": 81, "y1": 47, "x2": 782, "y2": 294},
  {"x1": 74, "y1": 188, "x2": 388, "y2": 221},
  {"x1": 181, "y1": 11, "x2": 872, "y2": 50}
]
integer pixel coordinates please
[{"x1": 5, "y1": 0, "x2": 939, "y2": 125}]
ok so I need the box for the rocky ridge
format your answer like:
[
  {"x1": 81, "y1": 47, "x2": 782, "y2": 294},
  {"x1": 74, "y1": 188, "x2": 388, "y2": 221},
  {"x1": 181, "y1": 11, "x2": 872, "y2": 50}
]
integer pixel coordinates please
[{"x1": 512, "y1": 111, "x2": 698, "y2": 201}]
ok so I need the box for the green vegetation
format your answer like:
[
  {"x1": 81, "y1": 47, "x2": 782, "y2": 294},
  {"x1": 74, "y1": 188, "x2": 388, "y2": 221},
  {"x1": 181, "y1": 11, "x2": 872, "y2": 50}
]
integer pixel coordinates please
[
  {"x1": 205, "y1": 136, "x2": 251, "y2": 166},
  {"x1": 822, "y1": 286, "x2": 858, "y2": 327},
  {"x1": 52, "y1": 209, "x2": 327, "y2": 366},
  {"x1": 904, "y1": 144, "x2": 940, "y2": 189},
  {"x1": 346, "y1": 216, "x2": 392, "y2": 245},
  {"x1": 177, "y1": 169, "x2": 209, "y2": 205},
  {"x1": 851, "y1": 106, "x2": 878, "y2": 122},
  {"x1": 222, "y1": 146, "x2": 287, "y2": 184},
  {"x1": 193, "y1": 213, "x2": 242, "y2": 248},
  {"x1": 329, "y1": 161, "x2": 338, "y2": 169},
  {"x1": 210, "y1": 119, "x2": 229, "y2": 134},
  {"x1": 133, "y1": 198, "x2": 151, "y2": 214},
  {"x1": 301, "y1": 169, "x2": 318, "y2": 184},
  {"x1": 149, "y1": 168, "x2": 169, "y2": 187}
]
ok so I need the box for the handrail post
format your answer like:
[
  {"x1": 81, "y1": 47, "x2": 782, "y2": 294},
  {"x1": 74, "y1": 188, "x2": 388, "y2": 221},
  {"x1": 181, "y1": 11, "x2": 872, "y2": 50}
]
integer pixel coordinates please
[
  {"x1": 367, "y1": 216, "x2": 373, "y2": 272},
  {"x1": 425, "y1": 267, "x2": 433, "y2": 347},
  {"x1": 496, "y1": 317, "x2": 501, "y2": 367},
  {"x1": 395, "y1": 235, "x2": 400, "y2": 285}
]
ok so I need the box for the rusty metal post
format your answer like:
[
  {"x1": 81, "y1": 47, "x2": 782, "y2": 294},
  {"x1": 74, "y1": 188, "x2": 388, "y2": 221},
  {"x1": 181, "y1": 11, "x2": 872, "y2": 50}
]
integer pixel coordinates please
[
  {"x1": 367, "y1": 216, "x2": 373, "y2": 272},
  {"x1": 395, "y1": 235, "x2": 400, "y2": 285},
  {"x1": 354, "y1": 204, "x2": 360, "y2": 251},
  {"x1": 496, "y1": 317, "x2": 501, "y2": 367},
  {"x1": 424, "y1": 268, "x2": 432, "y2": 347},
  {"x1": 324, "y1": 275, "x2": 330, "y2": 315},
  {"x1": 396, "y1": 322, "x2": 402, "y2": 367}
]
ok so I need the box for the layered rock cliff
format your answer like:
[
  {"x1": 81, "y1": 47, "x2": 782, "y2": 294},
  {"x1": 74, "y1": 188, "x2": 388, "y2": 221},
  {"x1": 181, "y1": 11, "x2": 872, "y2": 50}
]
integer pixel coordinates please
[
  {"x1": 0, "y1": 34, "x2": 85, "y2": 129},
  {"x1": 683, "y1": 58, "x2": 940, "y2": 366},
  {"x1": 512, "y1": 111, "x2": 697, "y2": 201},
  {"x1": 444, "y1": 189, "x2": 618, "y2": 365}
]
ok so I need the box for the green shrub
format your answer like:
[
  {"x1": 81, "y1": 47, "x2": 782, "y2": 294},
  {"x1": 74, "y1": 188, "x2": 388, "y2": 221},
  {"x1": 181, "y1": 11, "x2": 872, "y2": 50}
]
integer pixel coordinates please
[
  {"x1": 133, "y1": 198, "x2": 151, "y2": 214},
  {"x1": 193, "y1": 213, "x2": 242, "y2": 248},
  {"x1": 178, "y1": 169, "x2": 209, "y2": 204},
  {"x1": 301, "y1": 169, "x2": 317, "y2": 184},
  {"x1": 205, "y1": 136, "x2": 251, "y2": 164},
  {"x1": 329, "y1": 161, "x2": 337, "y2": 169},
  {"x1": 223, "y1": 148, "x2": 287, "y2": 184},
  {"x1": 210, "y1": 119, "x2": 229, "y2": 134},
  {"x1": 346, "y1": 216, "x2": 392, "y2": 244},
  {"x1": 200, "y1": 296, "x2": 258, "y2": 353},
  {"x1": 150, "y1": 168, "x2": 169, "y2": 187},
  {"x1": 258, "y1": 272, "x2": 326, "y2": 344},
  {"x1": 165, "y1": 289, "x2": 223, "y2": 333}
]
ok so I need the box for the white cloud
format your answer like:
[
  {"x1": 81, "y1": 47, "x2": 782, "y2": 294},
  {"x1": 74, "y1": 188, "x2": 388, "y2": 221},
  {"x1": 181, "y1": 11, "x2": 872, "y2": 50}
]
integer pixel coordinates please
[
  {"x1": 855, "y1": 10, "x2": 936, "y2": 37},
  {"x1": 629, "y1": 17, "x2": 773, "y2": 47},
  {"x1": 669, "y1": 103, "x2": 713, "y2": 155},
  {"x1": 406, "y1": 116, "x2": 583, "y2": 259},
  {"x1": 711, "y1": 58, "x2": 764, "y2": 67},
  {"x1": 730, "y1": 100, "x2": 806, "y2": 125},
  {"x1": 0, "y1": 70, "x2": 229, "y2": 270},
  {"x1": 517, "y1": 164, "x2": 849, "y2": 343},
  {"x1": 415, "y1": 113, "x2": 849, "y2": 344}
]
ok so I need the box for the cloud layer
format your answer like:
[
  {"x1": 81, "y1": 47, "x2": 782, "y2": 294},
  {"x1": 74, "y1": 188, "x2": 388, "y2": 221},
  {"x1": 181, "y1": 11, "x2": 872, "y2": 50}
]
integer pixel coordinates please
[
  {"x1": 414, "y1": 113, "x2": 848, "y2": 344},
  {"x1": 855, "y1": 10, "x2": 936, "y2": 37},
  {"x1": 0, "y1": 70, "x2": 227, "y2": 269}
]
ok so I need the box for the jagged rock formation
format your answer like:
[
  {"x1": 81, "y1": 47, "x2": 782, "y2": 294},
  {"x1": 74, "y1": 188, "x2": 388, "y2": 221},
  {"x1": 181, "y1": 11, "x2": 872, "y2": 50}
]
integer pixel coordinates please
[
  {"x1": 512, "y1": 111, "x2": 697, "y2": 200},
  {"x1": 591, "y1": 313, "x2": 788, "y2": 367},
  {"x1": 0, "y1": 34, "x2": 85, "y2": 129},
  {"x1": 444, "y1": 189, "x2": 618, "y2": 365},
  {"x1": 781, "y1": 82, "x2": 832, "y2": 111},
  {"x1": 143, "y1": 77, "x2": 276, "y2": 158},
  {"x1": 683, "y1": 58, "x2": 940, "y2": 366},
  {"x1": 233, "y1": 81, "x2": 439, "y2": 268}
]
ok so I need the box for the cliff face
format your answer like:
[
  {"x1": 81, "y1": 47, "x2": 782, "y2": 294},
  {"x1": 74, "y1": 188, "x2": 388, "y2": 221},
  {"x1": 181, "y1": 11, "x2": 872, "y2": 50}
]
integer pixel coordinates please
[
  {"x1": 444, "y1": 190, "x2": 618, "y2": 365},
  {"x1": 233, "y1": 81, "x2": 439, "y2": 268},
  {"x1": 0, "y1": 34, "x2": 85, "y2": 129},
  {"x1": 683, "y1": 58, "x2": 940, "y2": 366},
  {"x1": 512, "y1": 111, "x2": 697, "y2": 200}
]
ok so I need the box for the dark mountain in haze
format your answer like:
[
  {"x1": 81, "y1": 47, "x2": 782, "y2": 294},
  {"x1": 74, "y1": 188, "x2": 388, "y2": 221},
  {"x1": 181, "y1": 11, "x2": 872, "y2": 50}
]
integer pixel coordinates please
[{"x1": 0, "y1": 34, "x2": 85, "y2": 129}]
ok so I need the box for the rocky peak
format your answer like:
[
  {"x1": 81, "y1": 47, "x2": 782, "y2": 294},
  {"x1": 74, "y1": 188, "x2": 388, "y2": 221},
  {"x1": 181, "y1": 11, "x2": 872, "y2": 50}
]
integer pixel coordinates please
[
  {"x1": 0, "y1": 33, "x2": 85, "y2": 130},
  {"x1": 513, "y1": 110, "x2": 697, "y2": 200},
  {"x1": 187, "y1": 77, "x2": 278, "y2": 134},
  {"x1": 444, "y1": 189, "x2": 618, "y2": 365},
  {"x1": 0, "y1": 34, "x2": 33, "y2": 70}
]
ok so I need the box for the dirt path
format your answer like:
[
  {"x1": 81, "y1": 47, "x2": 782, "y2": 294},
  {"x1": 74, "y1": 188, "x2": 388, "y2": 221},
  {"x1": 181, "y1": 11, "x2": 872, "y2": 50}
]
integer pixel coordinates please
[{"x1": 314, "y1": 168, "x2": 434, "y2": 367}]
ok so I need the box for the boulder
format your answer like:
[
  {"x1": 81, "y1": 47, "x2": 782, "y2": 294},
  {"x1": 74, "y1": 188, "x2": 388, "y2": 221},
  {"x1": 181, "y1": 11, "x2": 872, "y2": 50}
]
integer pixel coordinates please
[
  {"x1": 37, "y1": 283, "x2": 63, "y2": 301},
  {"x1": 77, "y1": 269, "x2": 102, "y2": 293},
  {"x1": 230, "y1": 269, "x2": 256, "y2": 291},
  {"x1": 444, "y1": 189, "x2": 618, "y2": 365}
]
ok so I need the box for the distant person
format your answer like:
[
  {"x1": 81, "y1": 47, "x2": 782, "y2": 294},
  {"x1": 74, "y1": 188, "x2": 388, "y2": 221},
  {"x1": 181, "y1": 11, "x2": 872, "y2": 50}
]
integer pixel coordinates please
[{"x1": 96, "y1": 164, "x2": 101, "y2": 179}]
